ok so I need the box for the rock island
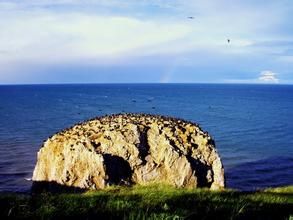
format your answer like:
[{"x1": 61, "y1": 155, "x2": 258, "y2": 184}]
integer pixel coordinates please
[{"x1": 33, "y1": 114, "x2": 225, "y2": 190}]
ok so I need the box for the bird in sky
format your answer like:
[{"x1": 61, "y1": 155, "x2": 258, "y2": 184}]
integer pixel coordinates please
[
  {"x1": 187, "y1": 16, "x2": 194, "y2": 19},
  {"x1": 227, "y1": 39, "x2": 231, "y2": 43}
]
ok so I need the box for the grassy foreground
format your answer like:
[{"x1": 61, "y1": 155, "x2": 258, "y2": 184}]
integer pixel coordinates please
[{"x1": 0, "y1": 185, "x2": 292, "y2": 220}]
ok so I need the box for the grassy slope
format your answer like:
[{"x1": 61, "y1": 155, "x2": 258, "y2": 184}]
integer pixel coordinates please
[{"x1": 0, "y1": 185, "x2": 292, "y2": 219}]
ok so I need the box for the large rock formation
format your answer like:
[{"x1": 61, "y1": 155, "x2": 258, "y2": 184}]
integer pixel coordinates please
[{"x1": 32, "y1": 114, "x2": 225, "y2": 190}]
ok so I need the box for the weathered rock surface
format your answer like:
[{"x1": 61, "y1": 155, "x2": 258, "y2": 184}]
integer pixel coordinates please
[{"x1": 32, "y1": 114, "x2": 225, "y2": 190}]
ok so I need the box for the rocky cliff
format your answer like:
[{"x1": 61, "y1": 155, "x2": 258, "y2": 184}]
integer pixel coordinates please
[{"x1": 32, "y1": 114, "x2": 225, "y2": 190}]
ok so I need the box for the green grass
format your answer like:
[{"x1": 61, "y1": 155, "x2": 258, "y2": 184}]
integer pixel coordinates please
[{"x1": 0, "y1": 185, "x2": 292, "y2": 219}]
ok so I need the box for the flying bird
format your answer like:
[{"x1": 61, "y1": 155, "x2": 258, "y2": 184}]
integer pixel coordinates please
[
  {"x1": 227, "y1": 39, "x2": 231, "y2": 43},
  {"x1": 187, "y1": 16, "x2": 194, "y2": 19}
]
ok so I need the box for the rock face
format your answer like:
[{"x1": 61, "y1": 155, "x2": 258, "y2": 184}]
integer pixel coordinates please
[{"x1": 32, "y1": 114, "x2": 225, "y2": 190}]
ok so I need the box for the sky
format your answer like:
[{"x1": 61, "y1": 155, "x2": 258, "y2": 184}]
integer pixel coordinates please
[{"x1": 0, "y1": 0, "x2": 293, "y2": 84}]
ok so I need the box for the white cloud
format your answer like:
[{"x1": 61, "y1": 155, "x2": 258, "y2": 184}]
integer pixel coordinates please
[
  {"x1": 0, "y1": 0, "x2": 283, "y2": 63},
  {"x1": 224, "y1": 70, "x2": 281, "y2": 84},
  {"x1": 0, "y1": 12, "x2": 192, "y2": 64},
  {"x1": 0, "y1": 5, "x2": 259, "y2": 73},
  {"x1": 258, "y1": 70, "x2": 279, "y2": 83},
  {"x1": 0, "y1": 0, "x2": 292, "y2": 84}
]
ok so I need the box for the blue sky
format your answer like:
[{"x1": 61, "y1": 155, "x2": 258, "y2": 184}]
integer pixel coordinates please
[{"x1": 0, "y1": 0, "x2": 293, "y2": 84}]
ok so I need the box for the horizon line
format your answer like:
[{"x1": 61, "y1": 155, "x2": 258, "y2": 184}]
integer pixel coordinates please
[
  {"x1": 0, "y1": 82, "x2": 292, "y2": 86},
  {"x1": 0, "y1": 82, "x2": 293, "y2": 86}
]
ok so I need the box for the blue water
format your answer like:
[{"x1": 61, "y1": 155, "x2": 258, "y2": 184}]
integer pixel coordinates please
[{"x1": 0, "y1": 84, "x2": 292, "y2": 192}]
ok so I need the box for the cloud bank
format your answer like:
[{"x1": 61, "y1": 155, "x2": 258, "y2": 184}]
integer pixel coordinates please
[
  {"x1": 0, "y1": 0, "x2": 292, "y2": 83},
  {"x1": 258, "y1": 71, "x2": 279, "y2": 83}
]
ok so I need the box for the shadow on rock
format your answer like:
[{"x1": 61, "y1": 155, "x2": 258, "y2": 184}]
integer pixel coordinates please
[
  {"x1": 187, "y1": 156, "x2": 213, "y2": 188},
  {"x1": 103, "y1": 154, "x2": 132, "y2": 185}
]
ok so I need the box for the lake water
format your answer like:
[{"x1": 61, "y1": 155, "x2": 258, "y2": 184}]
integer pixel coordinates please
[{"x1": 0, "y1": 84, "x2": 292, "y2": 192}]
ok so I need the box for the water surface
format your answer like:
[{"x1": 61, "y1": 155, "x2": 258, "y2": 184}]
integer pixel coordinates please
[{"x1": 0, "y1": 84, "x2": 292, "y2": 192}]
